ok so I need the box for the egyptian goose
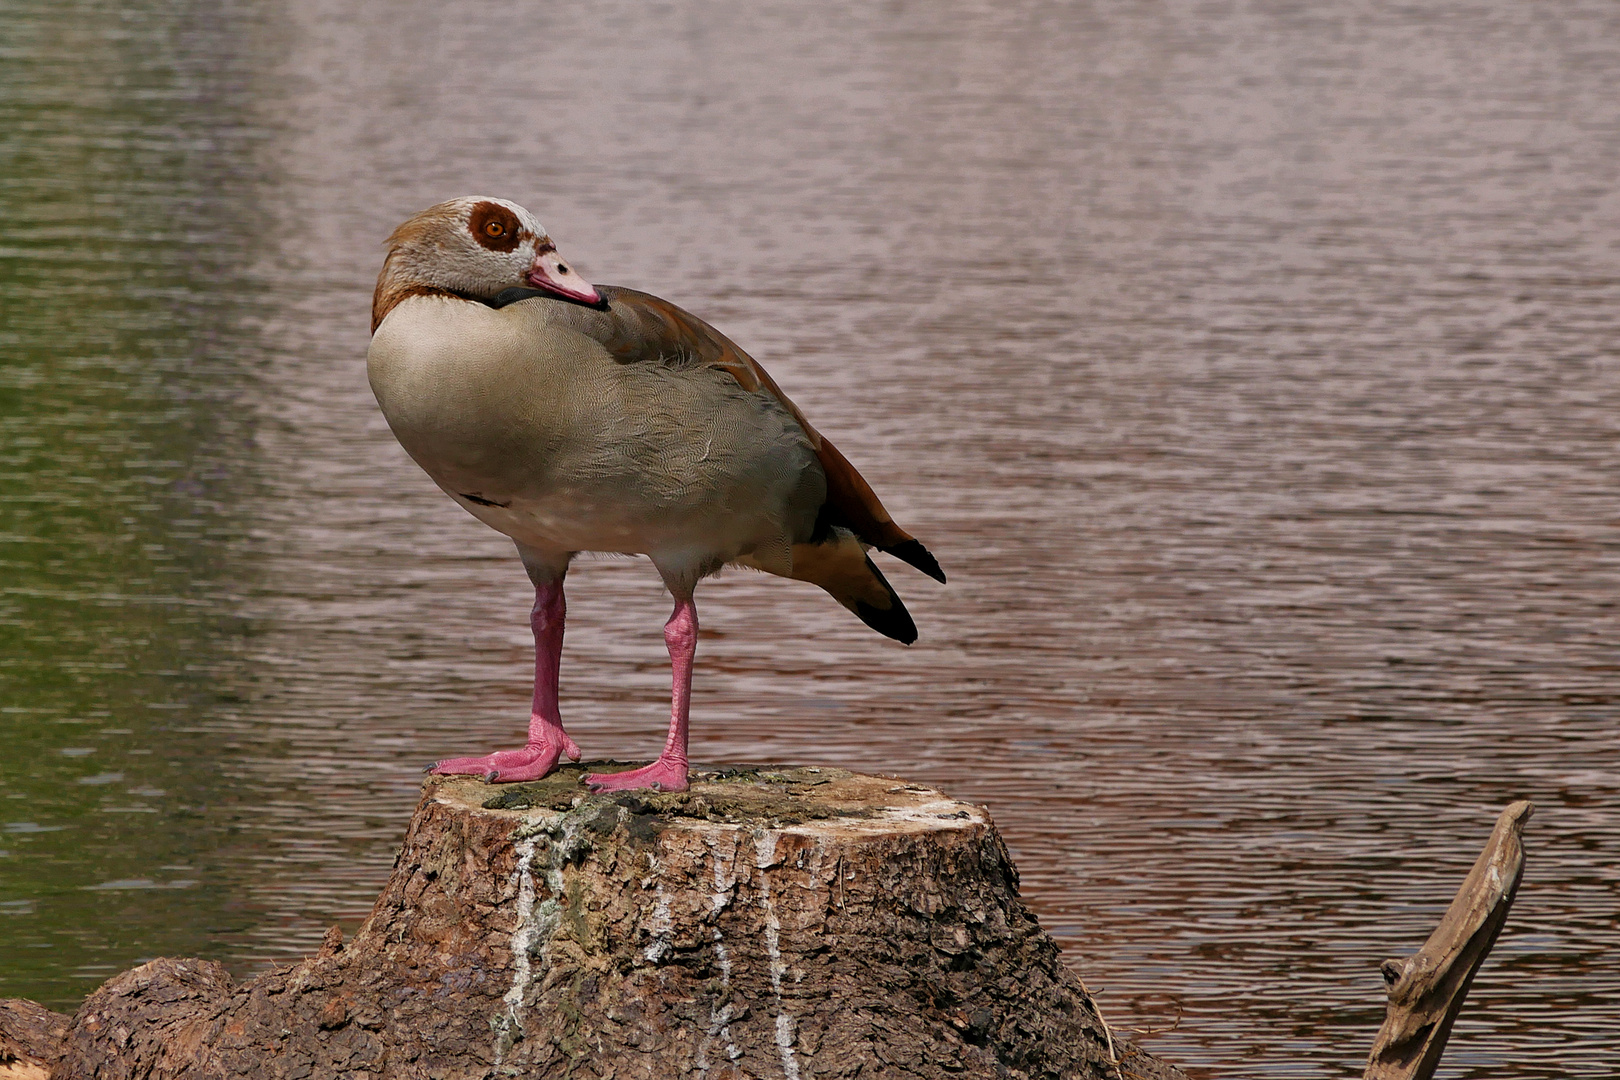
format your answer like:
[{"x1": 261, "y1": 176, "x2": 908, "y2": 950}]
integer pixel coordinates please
[{"x1": 367, "y1": 197, "x2": 944, "y2": 792}]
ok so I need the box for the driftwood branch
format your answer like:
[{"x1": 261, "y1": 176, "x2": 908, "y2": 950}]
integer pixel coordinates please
[{"x1": 1364, "y1": 799, "x2": 1533, "y2": 1080}]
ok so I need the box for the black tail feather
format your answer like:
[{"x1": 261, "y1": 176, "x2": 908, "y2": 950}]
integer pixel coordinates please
[
  {"x1": 853, "y1": 556, "x2": 919, "y2": 645},
  {"x1": 881, "y1": 539, "x2": 946, "y2": 584}
]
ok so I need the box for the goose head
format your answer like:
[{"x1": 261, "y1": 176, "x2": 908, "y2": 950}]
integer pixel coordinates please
[{"x1": 373, "y1": 196, "x2": 601, "y2": 331}]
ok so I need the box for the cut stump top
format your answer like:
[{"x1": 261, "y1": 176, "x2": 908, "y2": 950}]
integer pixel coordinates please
[{"x1": 452, "y1": 762, "x2": 989, "y2": 838}]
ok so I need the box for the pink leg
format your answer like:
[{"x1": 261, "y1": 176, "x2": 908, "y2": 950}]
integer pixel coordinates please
[
  {"x1": 587, "y1": 597, "x2": 696, "y2": 793},
  {"x1": 430, "y1": 578, "x2": 582, "y2": 783}
]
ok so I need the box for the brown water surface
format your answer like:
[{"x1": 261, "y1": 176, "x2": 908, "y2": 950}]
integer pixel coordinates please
[{"x1": 3, "y1": 1, "x2": 1619, "y2": 1075}]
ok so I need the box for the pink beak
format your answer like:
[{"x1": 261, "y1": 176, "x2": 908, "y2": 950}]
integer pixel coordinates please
[{"x1": 526, "y1": 244, "x2": 602, "y2": 305}]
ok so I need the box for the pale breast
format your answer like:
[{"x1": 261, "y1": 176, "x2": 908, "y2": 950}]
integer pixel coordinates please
[{"x1": 367, "y1": 295, "x2": 824, "y2": 564}]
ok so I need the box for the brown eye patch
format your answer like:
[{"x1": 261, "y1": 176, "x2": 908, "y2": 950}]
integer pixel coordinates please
[{"x1": 468, "y1": 202, "x2": 522, "y2": 253}]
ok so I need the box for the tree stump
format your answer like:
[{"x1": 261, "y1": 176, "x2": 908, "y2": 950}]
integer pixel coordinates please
[{"x1": 3, "y1": 765, "x2": 1185, "y2": 1080}]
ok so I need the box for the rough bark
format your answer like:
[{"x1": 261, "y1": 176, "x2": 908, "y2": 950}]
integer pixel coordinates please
[
  {"x1": 0, "y1": 998, "x2": 65, "y2": 1080},
  {"x1": 2, "y1": 766, "x2": 1184, "y2": 1080},
  {"x1": 1363, "y1": 800, "x2": 1533, "y2": 1080}
]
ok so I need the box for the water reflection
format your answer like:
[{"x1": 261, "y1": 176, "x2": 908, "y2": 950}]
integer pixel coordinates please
[
  {"x1": 3, "y1": 1, "x2": 1620, "y2": 1076},
  {"x1": 0, "y1": 0, "x2": 280, "y2": 1003}
]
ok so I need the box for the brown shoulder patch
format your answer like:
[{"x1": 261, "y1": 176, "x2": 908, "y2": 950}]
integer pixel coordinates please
[{"x1": 468, "y1": 202, "x2": 522, "y2": 253}]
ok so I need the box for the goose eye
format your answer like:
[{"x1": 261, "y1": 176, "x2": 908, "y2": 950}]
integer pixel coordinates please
[{"x1": 484, "y1": 221, "x2": 505, "y2": 238}]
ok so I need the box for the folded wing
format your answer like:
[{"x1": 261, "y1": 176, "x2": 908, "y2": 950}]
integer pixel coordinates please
[{"x1": 592, "y1": 286, "x2": 946, "y2": 587}]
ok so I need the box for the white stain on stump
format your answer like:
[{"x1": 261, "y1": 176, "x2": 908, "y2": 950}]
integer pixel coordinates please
[
  {"x1": 491, "y1": 833, "x2": 540, "y2": 1065},
  {"x1": 697, "y1": 831, "x2": 743, "y2": 1074},
  {"x1": 753, "y1": 829, "x2": 801, "y2": 1080}
]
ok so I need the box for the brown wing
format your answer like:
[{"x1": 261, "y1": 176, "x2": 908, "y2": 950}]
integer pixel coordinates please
[{"x1": 592, "y1": 286, "x2": 944, "y2": 583}]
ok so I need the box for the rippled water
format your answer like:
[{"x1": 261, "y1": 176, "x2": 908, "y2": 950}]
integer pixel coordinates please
[{"x1": 4, "y1": 1, "x2": 1620, "y2": 1074}]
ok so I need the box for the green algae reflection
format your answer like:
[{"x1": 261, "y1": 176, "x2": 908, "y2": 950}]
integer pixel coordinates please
[{"x1": 0, "y1": 0, "x2": 275, "y2": 1009}]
